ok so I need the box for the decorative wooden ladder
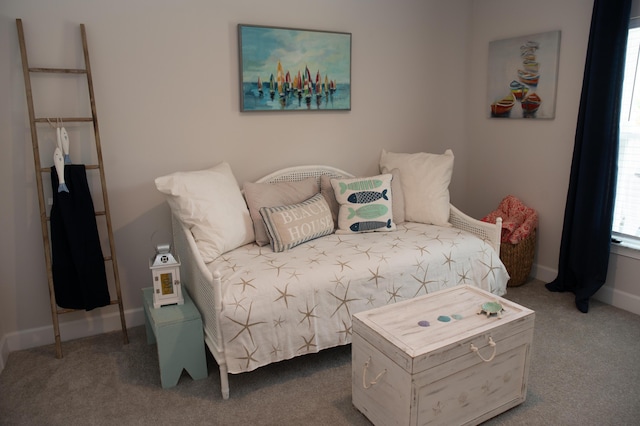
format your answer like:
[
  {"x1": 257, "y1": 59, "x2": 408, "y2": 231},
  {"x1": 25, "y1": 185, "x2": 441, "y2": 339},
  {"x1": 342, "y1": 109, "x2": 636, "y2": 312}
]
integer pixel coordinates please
[{"x1": 16, "y1": 19, "x2": 128, "y2": 358}]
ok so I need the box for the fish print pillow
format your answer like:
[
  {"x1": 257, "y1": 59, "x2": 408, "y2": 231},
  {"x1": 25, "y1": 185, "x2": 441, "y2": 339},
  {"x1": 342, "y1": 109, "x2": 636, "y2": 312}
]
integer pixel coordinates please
[{"x1": 330, "y1": 174, "x2": 395, "y2": 234}]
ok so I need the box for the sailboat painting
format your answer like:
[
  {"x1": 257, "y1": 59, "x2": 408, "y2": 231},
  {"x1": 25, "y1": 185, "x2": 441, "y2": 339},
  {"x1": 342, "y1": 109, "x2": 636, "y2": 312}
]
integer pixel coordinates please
[
  {"x1": 239, "y1": 24, "x2": 352, "y2": 112},
  {"x1": 487, "y1": 31, "x2": 561, "y2": 119}
]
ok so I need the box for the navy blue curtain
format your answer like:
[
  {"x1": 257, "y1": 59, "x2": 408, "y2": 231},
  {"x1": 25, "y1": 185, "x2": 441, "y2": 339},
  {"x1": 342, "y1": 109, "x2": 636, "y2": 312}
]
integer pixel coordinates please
[{"x1": 546, "y1": 0, "x2": 632, "y2": 313}]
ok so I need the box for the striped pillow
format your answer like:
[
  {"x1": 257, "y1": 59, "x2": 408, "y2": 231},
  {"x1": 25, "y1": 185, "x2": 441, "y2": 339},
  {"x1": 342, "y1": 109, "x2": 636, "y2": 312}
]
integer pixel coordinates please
[{"x1": 259, "y1": 193, "x2": 334, "y2": 252}]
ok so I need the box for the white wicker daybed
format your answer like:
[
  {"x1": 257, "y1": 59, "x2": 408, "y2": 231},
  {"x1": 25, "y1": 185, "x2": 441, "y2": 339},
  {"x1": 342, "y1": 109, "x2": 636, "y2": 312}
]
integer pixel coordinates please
[{"x1": 166, "y1": 164, "x2": 508, "y2": 399}]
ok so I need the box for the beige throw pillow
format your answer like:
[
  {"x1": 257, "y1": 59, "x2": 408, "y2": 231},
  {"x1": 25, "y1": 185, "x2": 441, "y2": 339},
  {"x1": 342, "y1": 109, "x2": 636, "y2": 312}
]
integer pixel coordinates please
[
  {"x1": 243, "y1": 177, "x2": 319, "y2": 246},
  {"x1": 379, "y1": 149, "x2": 454, "y2": 226}
]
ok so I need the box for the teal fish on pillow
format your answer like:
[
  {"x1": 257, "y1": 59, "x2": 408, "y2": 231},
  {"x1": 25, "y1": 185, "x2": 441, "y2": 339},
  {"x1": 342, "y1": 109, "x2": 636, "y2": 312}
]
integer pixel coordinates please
[
  {"x1": 338, "y1": 179, "x2": 382, "y2": 194},
  {"x1": 348, "y1": 204, "x2": 388, "y2": 220},
  {"x1": 347, "y1": 189, "x2": 388, "y2": 204},
  {"x1": 350, "y1": 219, "x2": 392, "y2": 232}
]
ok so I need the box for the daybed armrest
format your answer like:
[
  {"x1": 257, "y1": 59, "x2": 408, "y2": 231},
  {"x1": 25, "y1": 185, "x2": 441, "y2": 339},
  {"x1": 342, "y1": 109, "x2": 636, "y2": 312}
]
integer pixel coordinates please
[
  {"x1": 449, "y1": 204, "x2": 502, "y2": 256},
  {"x1": 171, "y1": 213, "x2": 225, "y2": 350}
]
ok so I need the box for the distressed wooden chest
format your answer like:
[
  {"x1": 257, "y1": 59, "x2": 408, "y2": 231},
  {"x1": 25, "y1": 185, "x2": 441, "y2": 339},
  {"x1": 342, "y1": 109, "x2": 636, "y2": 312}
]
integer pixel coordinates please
[{"x1": 352, "y1": 285, "x2": 534, "y2": 426}]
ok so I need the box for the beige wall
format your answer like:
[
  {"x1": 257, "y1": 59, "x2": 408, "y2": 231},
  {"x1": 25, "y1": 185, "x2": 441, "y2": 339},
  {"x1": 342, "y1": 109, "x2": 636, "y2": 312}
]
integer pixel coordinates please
[
  {"x1": 0, "y1": 0, "x2": 473, "y2": 362},
  {"x1": 466, "y1": 0, "x2": 640, "y2": 314},
  {"x1": 1, "y1": 0, "x2": 638, "y2": 369}
]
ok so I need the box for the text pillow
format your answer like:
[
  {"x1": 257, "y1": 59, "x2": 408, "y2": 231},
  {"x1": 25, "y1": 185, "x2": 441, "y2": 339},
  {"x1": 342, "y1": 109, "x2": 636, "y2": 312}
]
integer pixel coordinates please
[
  {"x1": 244, "y1": 177, "x2": 319, "y2": 246},
  {"x1": 259, "y1": 193, "x2": 334, "y2": 252},
  {"x1": 330, "y1": 174, "x2": 395, "y2": 234},
  {"x1": 379, "y1": 149, "x2": 454, "y2": 226},
  {"x1": 155, "y1": 162, "x2": 254, "y2": 263}
]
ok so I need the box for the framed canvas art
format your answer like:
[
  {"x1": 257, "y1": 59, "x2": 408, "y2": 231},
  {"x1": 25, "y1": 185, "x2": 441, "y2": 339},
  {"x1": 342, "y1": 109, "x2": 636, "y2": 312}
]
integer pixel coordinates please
[
  {"x1": 238, "y1": 24, "x2": 352, "y2": 112},
  {"x1": 487, "y1": 30, "x2": 561, "y2": 119}
]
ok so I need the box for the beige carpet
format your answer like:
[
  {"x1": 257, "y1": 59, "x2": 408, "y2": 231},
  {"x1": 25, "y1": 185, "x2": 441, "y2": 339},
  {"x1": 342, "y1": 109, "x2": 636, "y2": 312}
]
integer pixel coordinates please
[{"x1": 1, "y1": 279, "x2": 639, "y2": 425}]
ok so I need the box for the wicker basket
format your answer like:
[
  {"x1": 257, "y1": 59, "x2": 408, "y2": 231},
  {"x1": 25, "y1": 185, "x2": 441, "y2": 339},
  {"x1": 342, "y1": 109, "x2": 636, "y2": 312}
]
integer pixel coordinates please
[{"x1": 500, "y1": 229, "x2": 536, "y2": 287}]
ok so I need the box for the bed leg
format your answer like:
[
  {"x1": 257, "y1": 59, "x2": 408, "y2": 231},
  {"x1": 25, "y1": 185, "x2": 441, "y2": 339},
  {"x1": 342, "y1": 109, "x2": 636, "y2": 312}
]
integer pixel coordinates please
[{"x1": 219, "y1": 363, "x2": 230, "y2": 400}]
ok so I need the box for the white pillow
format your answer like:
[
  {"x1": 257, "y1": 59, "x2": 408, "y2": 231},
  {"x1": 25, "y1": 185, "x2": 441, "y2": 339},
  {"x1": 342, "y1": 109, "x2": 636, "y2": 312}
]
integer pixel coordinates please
[
  {"x1": 330, "y1": 174, "x2": 396, "y2": 234},
  {"x1": 379, "y1": 149, "x2": 454, "y2": 226},
  {"x1": 155, "y1": 162, "x2": 255, "y2": 263}
]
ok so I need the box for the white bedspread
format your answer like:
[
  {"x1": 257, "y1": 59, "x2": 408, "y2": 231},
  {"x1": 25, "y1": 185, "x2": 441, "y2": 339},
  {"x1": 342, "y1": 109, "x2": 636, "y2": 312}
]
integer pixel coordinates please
[{"x1": 208, "y1": 222, "x2": 509, "y2": 374}]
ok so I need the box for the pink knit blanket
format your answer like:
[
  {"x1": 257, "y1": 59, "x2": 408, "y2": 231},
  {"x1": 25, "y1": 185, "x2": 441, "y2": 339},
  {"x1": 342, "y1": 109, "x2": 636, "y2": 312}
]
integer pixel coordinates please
[{"x1": 482, "y1": 195, "x2": 538, "y2": 244}]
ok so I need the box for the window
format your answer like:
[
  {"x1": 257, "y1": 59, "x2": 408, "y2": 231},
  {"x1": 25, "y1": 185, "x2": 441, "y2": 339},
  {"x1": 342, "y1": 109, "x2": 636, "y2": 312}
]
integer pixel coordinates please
[{"x1": 613, "y1": 18, "x2": 640, "y2": 248}]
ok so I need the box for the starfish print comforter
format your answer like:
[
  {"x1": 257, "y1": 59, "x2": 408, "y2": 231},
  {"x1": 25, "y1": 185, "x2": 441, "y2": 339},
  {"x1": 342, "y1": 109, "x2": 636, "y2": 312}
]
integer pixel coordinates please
[{"x1": 208, "y1": 222, "x2": 509, "y2": 374}]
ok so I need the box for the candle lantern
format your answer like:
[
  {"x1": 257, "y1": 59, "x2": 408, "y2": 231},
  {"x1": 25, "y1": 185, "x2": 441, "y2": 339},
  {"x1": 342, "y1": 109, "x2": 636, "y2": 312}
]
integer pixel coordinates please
[{"x1": 149, "y1": 243, "x2": 184, "y2": 308}]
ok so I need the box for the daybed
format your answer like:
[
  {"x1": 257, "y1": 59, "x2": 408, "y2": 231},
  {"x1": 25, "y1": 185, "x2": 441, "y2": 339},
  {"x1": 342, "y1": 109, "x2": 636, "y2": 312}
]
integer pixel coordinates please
[{"x1": 158, "y1": 154, "x2": 509, "y2": 399}]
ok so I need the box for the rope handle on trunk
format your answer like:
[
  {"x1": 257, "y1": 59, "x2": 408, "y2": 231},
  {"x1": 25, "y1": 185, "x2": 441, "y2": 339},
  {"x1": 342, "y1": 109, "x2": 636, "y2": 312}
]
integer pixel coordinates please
[
  {"x1": 470, "y1": 336, "x2": 497, "y2": 362},
  {"x1": 362, "y1": 357, "x2": 387, "y2": 389}
]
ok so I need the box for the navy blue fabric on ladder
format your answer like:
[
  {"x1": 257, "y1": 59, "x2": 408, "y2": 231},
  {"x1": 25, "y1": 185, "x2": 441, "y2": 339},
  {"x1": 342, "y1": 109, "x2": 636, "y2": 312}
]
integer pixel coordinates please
[
  {"x1": 51, "y1": 165, "x2": 111, "y2": 311},
  {"x1": 546, "y1": 0, "x2": 632, "y2": 313}
]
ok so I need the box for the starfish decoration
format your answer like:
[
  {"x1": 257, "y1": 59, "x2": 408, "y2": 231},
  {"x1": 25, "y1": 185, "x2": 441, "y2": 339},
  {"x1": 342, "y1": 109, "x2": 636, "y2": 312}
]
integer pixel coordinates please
[
  {"x1": 288, "y1": 270, "x2": 302, "y2": 281},
  {"x1": 354, "y1": 246, "x2": 374, "y2": 260},
  {"x1": 366, "y1": 294, "x2": 376, "y2": 305},
  {"x1": 480, "y1": 253, "x2": 501, "y2": 280},
  {"x1": 265, "y1": 261, "x2": 289, "y2": 277},
  {"x1": 298, "y1": 300, "x2": 319, "y2": 328},
  {"x1": 457, "y1": 267, "x2": 471, "y2": 284},
  {"x1": 368, "y1": 265, "x2": 385, "y2": 288},
  {"x1": 250, "y1": 247, "x2": 265, "y2": 259},
  {"x1": 388, "y1": 241, "x2": 401, "y2": 250},
  {"x1": 428, "y1": 233, "x2": 445, "y2": 245},
  {"x1": 413, "y1": 258, "x2": 425, "y2": 273},
  {"x1": 386, "y1": 284, "x2": 403, "y2": 303},
  {"x1": 298, "y1": 334, "x2": 317, "y2": 353},
  {"x1": 334, "y1": 259, "x2": 352, "y2": 272},
  {"x1": 273, "y1": 316, "x2": 285, "y2": 327},
  {"x1": 228, "y1": 294, "x2": 247, "y2": 314},
  {"x1": 378, "y1": 253, "x2": 390, "y2": 264},
  {"x1": 443, "y1": 251, "x2": 456, "y2": 270},
  {"x1": 334, "y1": 236, "x2": 351, "y2": 246},
  {"x1": 270, "y1": 344, "x2": 282, "y2": 358},
  {"x1": 414, "y1": 244, "x2": 430, "y2": 256},
  {"x1": 329, "y1": 282, "x2": 359, "y2": 318},
  {"x1": 274, "y1": 282, "x2": 296, "y2": 308},
  {"x1": 411, "y1": 265, "x2": 437, "y2": 297},
  {"x1": 336, "y1": 319, "x2": 352, "y2": 342},
  {"x1": 237, "y1": 345, "x2": 259, "y2": 370},
  {"x1": 234, "y1": 277, "x2": 256, "y2": 292},
  {"x1": 227, "y1": 302, "x2": 266, "y2": 345},
  {"x1": 331, "y1": 273, "x2": 346, "y2": 290}
]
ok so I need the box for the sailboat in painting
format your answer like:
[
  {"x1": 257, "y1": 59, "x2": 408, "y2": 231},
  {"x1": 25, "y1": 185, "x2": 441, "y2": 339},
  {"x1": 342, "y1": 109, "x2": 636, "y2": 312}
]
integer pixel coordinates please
[
  {"x1": 315, "y1": 71, "x2": 323, "y2": 100},
  {"x1": 277, "y1": 61, "x2": 285, "y2": 98}
]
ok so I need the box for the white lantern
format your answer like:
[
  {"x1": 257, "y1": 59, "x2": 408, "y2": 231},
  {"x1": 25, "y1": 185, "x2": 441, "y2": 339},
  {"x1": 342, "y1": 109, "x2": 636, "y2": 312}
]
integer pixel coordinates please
[{"x1": 149, "y1": 244, "x2": 184, "y2": 308}]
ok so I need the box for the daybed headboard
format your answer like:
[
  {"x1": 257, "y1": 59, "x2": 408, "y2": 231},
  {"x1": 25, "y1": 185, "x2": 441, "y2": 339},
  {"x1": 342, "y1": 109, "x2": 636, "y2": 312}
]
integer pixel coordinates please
[
  {"x1": 252, "y1": 164, "x2": 501, "y2": 255},
  {"x1": 255, "y1": 165, "x2": 354, "y2": 186}
]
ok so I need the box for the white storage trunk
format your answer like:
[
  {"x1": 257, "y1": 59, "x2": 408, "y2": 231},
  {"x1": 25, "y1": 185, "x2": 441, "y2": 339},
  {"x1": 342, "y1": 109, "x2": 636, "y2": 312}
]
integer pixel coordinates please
[{"x1": 352, "y1": 285, "x2": 534, "y2": 426}]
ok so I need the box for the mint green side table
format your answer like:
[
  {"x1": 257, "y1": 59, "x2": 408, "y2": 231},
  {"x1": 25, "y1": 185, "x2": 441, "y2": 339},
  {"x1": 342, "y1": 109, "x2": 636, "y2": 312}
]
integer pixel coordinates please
[{"x1": 142, "y1": 287, "x2": 208, "y2": 388}]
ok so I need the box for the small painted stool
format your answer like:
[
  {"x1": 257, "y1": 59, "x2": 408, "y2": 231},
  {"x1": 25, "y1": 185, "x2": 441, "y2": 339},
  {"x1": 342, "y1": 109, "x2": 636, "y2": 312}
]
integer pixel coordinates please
[{"x1": 142, "y1": 287, "x2": 207, "y2": 388}]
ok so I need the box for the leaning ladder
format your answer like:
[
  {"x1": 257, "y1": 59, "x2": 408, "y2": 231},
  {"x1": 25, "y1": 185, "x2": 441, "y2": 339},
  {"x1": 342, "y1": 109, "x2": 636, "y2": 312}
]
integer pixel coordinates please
[{"x1": 16, "y1": 19, "x2": 128, "y2": 358}]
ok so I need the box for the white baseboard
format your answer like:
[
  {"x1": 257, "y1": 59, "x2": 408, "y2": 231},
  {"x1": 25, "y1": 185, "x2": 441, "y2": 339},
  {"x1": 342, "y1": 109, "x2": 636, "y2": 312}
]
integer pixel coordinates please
[
  {"x1": 0, "y1": 307, "x2": 145, "y2": 375},
  {"x1": 593, "y1": 285, "x2": 640, "y2": 316},
  {"x1": 532, "y1": 262, "x2": 640, "y2": 316}
]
